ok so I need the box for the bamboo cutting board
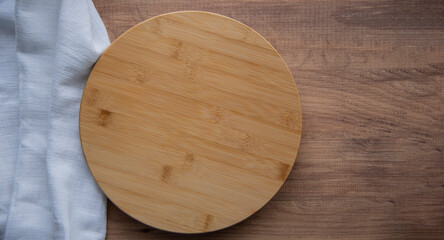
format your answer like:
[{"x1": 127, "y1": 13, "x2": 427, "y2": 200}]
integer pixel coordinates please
[{"x1": 79, "y1": 11, "x2": 301, "y2": 233}]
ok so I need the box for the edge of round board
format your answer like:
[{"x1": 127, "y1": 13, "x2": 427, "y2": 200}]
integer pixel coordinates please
[{"x1": 79, "y1": 11, "x2": 302, "y2": 234}]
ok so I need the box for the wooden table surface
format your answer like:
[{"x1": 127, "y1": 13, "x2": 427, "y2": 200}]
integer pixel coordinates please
[{"x1": 92, "y1": 1, "x2": 444, "y2": 239}]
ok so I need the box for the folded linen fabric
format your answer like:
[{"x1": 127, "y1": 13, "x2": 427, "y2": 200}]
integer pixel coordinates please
[{"x1": 0, "y1": 0, "x2": 110, "y2": 239}]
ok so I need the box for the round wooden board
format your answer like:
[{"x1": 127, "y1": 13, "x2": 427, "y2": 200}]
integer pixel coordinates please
[{"x1": 80, "y1": 11, "x2": 302, "y2": 233}]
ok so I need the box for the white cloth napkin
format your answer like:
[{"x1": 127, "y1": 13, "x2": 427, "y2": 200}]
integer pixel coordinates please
[{"x1": 0, "y1": 0, "x2": 110, "y2": 239}]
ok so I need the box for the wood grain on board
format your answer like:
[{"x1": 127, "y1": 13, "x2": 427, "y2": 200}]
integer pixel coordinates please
[
  {"x1": 80, "y1": 11, "x2": 301, "y2": 233},
  {"x1": 92, "y1": 0, "x2": 444, "y2": 239}
]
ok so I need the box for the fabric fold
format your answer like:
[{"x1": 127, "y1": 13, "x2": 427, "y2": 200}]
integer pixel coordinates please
[{"x1": 0, "y1": 0, "x2": 19, "y2": 237}]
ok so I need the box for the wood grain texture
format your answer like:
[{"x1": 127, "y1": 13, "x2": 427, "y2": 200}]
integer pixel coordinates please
[
  {"x1": 80, "y1": 11, "x2": 301, "y2": 233},
  {"x1": 92, "y1": 0, "x2": 444, "y2": 239}
]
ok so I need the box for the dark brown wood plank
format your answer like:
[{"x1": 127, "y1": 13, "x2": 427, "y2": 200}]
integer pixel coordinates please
[{"x1": 92, "y1": 0, "x2": 444, "y2": 239}]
